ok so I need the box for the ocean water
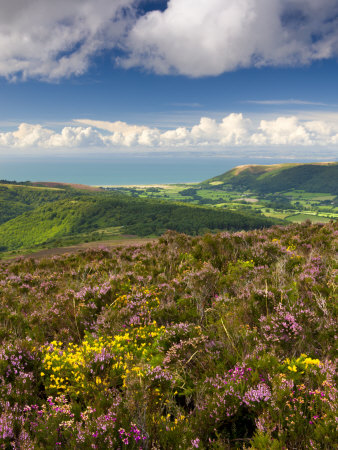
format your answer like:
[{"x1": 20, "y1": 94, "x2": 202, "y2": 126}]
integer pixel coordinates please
[{"x1": 0, "y1": 154, "x2": 331, "y2": 186}]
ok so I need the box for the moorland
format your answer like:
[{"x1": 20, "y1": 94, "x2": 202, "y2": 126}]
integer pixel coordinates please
[
  {"x1": 0, "y1": 161, "x2": 337, "y2": 448},
  {"x1": 0, "y1": 221, "x2": 336, "y2": 448}
]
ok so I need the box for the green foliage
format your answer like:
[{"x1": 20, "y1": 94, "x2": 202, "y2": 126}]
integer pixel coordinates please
[
  {"x1": 0, "y1": 184, "x2": 73, "y2": 225},
  {"x1": 179, "y1": 188, "x2": 199, "y2": 196},
  {"x1": 0, "y1": 183, "x2": 278, "y2": 253},
  {"x1": 204, "y1": 162, "x2": 338, "y2": 195}
]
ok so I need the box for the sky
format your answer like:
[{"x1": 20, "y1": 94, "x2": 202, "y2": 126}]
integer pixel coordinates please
[{"x1": 0, "y1": 0, "x2": 338, "y2": 161}]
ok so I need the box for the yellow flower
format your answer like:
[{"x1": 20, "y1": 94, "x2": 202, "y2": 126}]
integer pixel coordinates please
[{"x1": 304, "y1": 357, "x2": 320, "y2": 367}]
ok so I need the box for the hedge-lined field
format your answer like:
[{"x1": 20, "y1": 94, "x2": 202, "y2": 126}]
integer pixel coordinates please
[{"x1": 0, "y1": 221, "x2": 337, "y2": 448}]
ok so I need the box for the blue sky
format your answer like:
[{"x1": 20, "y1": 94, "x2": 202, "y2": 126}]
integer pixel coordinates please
[{"x1": 0, "y1": 0, "x2": 338, "y2": 160}]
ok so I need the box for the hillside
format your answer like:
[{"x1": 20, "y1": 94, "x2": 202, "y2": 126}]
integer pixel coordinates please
[
  {"x1": 0, "y1": 221, "x2": 336, "y2": 448},
  {"x1": 31, "y1": 181, "x2": 102, "y2": 191},
  {"x1": 0, "y1": 182, "x2": 73, "y2": 225},
  {"x1": 202, "y1": 162, "x2": 338, "y2": 194},
  {"x1": 109, "y1": 163, "x2": 338, "y2": 226},
  {"x1": 0, "y1": 182, "x2": 278, "y2": 254}
]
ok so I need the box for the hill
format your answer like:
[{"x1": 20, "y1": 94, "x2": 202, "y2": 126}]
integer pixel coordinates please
[
  {"x1": 0, "y1": 182, "x2": 278, "y2": 254},
  {"x1": 31, "y1": 181, "x2": 102, "y2": 191},
  {"x1": 0, "y1": 182, "x2": 73, "y2": 225},
  {"x1": 202, "y1": 162, "x2": 338, "y2": 194},
  {"x1": 0, "y1": 221, "x2": 336, "y2": 448}
]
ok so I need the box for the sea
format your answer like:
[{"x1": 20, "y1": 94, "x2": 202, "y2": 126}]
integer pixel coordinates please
[{"x1": 0, "y1": 154, "x2": 334, "y2": 186}]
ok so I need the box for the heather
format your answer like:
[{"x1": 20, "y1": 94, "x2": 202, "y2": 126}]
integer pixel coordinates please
[{"x1": 0, "y1": 221, "x2": 337, "y2": 449}]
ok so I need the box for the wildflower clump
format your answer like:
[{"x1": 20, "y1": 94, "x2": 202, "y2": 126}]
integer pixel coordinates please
[
  {"x1": 41, "y1": 321, "x2": 166, "y2": 397},
  {"x1": 284, "y1": 354, "x2": 321, "y2": 375}
]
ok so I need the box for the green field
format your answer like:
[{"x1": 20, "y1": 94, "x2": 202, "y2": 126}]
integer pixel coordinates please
[
  {"x1": 107, "y1": 184, "x2": 338, "y2": 224},
  {"x1": 285, "y1": 213, "x2": 332, "y2": 223}
]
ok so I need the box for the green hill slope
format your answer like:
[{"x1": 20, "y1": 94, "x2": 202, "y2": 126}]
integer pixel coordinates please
[
  {"x1": 0, "y1": 183, "x2": 73, "y2": 225},
  {"x1": 0, "y1": 184, "x2": 279, "y2": 253},
  {"x1": 203, "y1": 162, "x2": 338, "y2": 194}
]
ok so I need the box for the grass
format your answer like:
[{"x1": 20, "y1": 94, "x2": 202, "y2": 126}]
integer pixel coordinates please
[
  {"x1": 286, "y1": 190, "x2": 336, "y2": 200},
  {"x1": 2, "y1": 236, "x2": 157, "y2": 260},
  {"x1": 0, "y1": 225, "x2": 128, "y2": 260},
  {"x1": 285, "y1": 213, "x2": 333, "y2": 223},
  {"x1": 1, "y1": 183, "x2": 62, "y2": 191},
  {"x1": 108, "y1": 184, "x2": 337, "y2": 225}
]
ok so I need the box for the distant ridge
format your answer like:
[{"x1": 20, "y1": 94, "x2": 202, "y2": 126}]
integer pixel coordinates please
[
  {"x1": 202, "y1": 162, "x2": 338, "y2": 194},
  {"x1": 31, "y1": 181, "x2": 102, "y2": 192}
]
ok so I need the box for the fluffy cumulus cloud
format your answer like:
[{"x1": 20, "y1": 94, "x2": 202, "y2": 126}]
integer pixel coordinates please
[
  {"x1": 0, "y1": 0, "x2": 338, "y2": 79},
  {"x1": 0, "y1": 123, "x2": 53, "y2": 147},
  {"x1": 0, "y1": 0, "x2": 135, "y2": 80},
  {"x1": 122, "y1": 0, "x2": 338, "y2": 76},
  {"x1": 0, "y1": 123, "x2": 103, "y2": 148},
  {"x1": 1, "y1": 114, "x2": 338, "y2": 150},
  {"x1": 252, "y1": 117, "x2": 312, "y2": 146}
]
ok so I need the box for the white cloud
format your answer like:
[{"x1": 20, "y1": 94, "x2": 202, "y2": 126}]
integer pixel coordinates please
[
  {"x1": 74, "y1": 119, "x2": 150, "y2": 135},
  {"x1": 255, "y1": 116, "x2": 312, "y2": 145},
  {"x1": 219, "y1": 114, "x2": 250, "y2": 145},
  {"x1": 122, "y1": 0, "x2": 338, "y2": 76},
  {"x1": 1, "y1": 114, "x2": 338, "y2": 151},
  {"x1": 0, "y1": 123, "x2": 53, "y2": 147},
  {"x1": 0, "y1": 123, "x2": 104, "y2": 148},
  {"x1": 188, "y1": 114, "x2": 250, "y2": 145},
  {"x1": 74, "y1": 119, "x2": 160, "y2": 147},
  {"x1": 191, "y1": 117, "x2": 219, "y2": 142},
  {"x1": 45, "y1": 126, "x2": 103, "y2": 148},
  {"x1": 0, "y1": 0, "x2": 338, "y2": 80},
  {"x1": 0, "y1": 0, "x2": 134, "y2": 80},
  {"x1": 160, "y1": 127, "x2": 189, "y2": 145},
  {"x1": 137, "y1": 129, "x2": 160, "y2": 146}
]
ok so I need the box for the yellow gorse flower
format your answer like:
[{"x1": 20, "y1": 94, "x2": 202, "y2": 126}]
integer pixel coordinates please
[
  {"x1": 284, "y1": 354, "x2": 322, "y2": 374},
  {"x1": 41, "y1": 321, "x2": 165, "y2": 395}
]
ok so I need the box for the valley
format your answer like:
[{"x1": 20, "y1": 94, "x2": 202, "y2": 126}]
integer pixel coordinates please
[
  {"x1": 104, "y1": 162, "x2": 338, "y2": 224},
  {"x1": 0, "y1": 162, "x2": 336, "y2": 259}
]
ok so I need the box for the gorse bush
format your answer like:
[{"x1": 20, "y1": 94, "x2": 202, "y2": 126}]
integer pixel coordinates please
[{"x1": 0, "y1": 221, "x2": 337, "y2": 448}]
